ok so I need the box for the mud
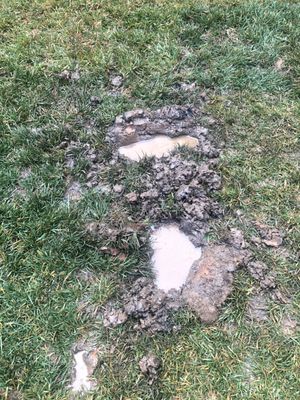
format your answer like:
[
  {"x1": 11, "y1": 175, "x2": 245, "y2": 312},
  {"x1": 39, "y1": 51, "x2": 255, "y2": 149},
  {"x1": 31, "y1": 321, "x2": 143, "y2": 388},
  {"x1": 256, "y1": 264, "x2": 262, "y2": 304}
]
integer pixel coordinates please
[
  {"x1": 58, "y1": 69, "x2": 80, "y2": 81},
  {"x1": 181, "y1": 245, "x2": 248, "y2": 323},
  {"x1": 139, "y1": 353, "x2": 161, "y2": 385},
  {"x1": 0, "y1": 389, "x2": 23, "y2": 400},
  {"x1": 64, "y1": 180, "x2": 83, "y2": 202},
  {"x1": 103, "y1": 278, "x2": 181, "y2": 333},
  {"x1": 252, "y1": 221, "x2": 283, "y2": 248},
  {"x1": 246, "y1": 261, "x2": 276, "y2": 290},
  {"x1": 115, "y1": 153, "x2": 222, "y2": 246},
  {"x1": 63, "y1": 104, "x2": 281, "y2": 332},
  {"x1": 103, "y1": 243, "x2": 249, "y2": 330},
  {"x1": 246, "y1": 293, "x2": 269, "y2": 322},
  {"x1": 103, "y1": 307, "x2": 128, "y2": 327},
  {"x1": 110, "y1": 75, "x2": 124, "y2": 88},
  {"x1": 151, "y1": 224, "x2": 202, "y2": 291},
  {"x1": 20, "y1": 168, "x2": 32, "y2": 180},
  {"x1": 62, "y1": 140, "x2": 105, "y2": 188},
  {"x1": 173, "y1": 82, "x2": 197, "y2": 92},
  {"x1": 70, "y1": 350, "x2": 98, "y2": 393},
  {"x1": 107, "y1": 106, "x2": 219, "y2": 159},
  {"x1": 85, "y1": 204, "x2": 147, "y2": 251},
  {"x1": 227, "y1": 228, "x2": 247, "y2": 249},
  {"x1": 281, "y1": 315, "x2": 298, "y2": 336}
]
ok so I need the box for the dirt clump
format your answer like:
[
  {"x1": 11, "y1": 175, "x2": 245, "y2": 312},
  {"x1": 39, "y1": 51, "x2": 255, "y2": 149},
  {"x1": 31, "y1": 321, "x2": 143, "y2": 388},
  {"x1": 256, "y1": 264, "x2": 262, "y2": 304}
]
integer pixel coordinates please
[
  {"x1": 226, "y1": 228, "x2": 247, "y2": 249},
  {"x1": 139, "y1": 353, "x2": 161, "y2": 384},
  {"x1": 114, "y1": 153, "x2": 223, "y2": 246},
  {"x1": 246, "y1": 261, "x2": 276, "y2": 289},
  {"x1": 181, "y1": 245, "x2": 248, "y2": 323},
  {"x1": 252, "y1": 221, "x2": 283, "y2": 248},
  {"x1": 103, "y1": 307, "x2": 128, "y2": 327},
  {"x1": 110, "y1": 75, "x2": 124, "y2": 88},
  {"x1": 90, "y1": 95, "x2": 101, "y2": 105},
  {"x1": 103, "y1": 278, "x2": 181, "y2": 334},
  {"x1": 173, "y1": 82, "x2": 197, "y2": 92},
  {"x1": 58, "y1": 68, "x2": 80, "y2": 81},
  {"x1": 247, "y1": 293, "x2": 269, "y2": 322}
]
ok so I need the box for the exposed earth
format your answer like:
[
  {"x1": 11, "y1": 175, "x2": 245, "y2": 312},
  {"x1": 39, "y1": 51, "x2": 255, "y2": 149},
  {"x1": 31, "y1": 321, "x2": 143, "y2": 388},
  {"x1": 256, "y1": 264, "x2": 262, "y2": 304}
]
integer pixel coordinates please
[
  {"x1": 2, "y1": 2, "x2": 299, "y2": 398},
  {"x1": 66, "y1": 104, "x2": 288, "y2": 393}
]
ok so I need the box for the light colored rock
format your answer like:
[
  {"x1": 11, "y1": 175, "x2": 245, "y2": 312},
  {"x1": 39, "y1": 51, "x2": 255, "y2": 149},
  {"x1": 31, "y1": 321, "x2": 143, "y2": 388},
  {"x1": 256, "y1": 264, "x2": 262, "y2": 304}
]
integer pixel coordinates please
[
  {"x1": 118, "y1": 135, "x2": 198, "y2": 161},
  {"x1": 151, "y1": 224, "x2": 202, "y2": 292}
]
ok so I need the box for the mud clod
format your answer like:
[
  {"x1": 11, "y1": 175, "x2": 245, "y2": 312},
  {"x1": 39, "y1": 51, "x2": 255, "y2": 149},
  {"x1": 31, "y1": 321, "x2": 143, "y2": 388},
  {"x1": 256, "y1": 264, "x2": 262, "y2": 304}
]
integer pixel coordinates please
[
  {"x1": 254, "y1": 222, "x2": 283, "y2": 248},
  {"x1": 103, "y1": 278, "x2": 181, "y2": 333},
  {"x1": 113, "y1": 184, "x2": 124, "y2": 194},
  {"x1": 58, "y1": 69, "x2": 80, "y2": 81},
  {"x1": 110, "y1": 75, "x2": 124, "y2": 88},
  {"x1": 247, "y1": 261, "x2": 276, "y2": 289},
  {"x1": 227, "y1": 228, "x2": 247, "y2": 249},
  {"x1": 182, "y1": 245, "x2": 247, "y2": 323},
  {"x1": 103, "y1": 308, "x2": 128, "y2": 327},
  {"x1": 125, "y1": 192, "x2": 138, "y2": 203},
  {"x1": 120, "y1": 153, "x2": 222, "y2": 245},
  {"x1": 70, "y1": 335, "x2": 100, "y2": 394},
  {"x1": 139, "y1": 353, "x2": 161, "y2": 384},
  {"x1": 247, "y1": 293, "x2": 269, "y2": 322},
  {"x1": 90, "y1": 95, "x2": 101, "y2": 105}
]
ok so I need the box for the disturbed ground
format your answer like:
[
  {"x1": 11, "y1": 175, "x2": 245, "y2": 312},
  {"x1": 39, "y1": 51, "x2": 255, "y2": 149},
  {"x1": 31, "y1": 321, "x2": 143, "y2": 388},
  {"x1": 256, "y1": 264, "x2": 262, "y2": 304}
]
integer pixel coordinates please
[
  {"x1": 70, "y1": 105, "x2": 285, "y2": 342},
  {"x1": 65, "y1": 104, "x2": 292, "y2": 395},
  {"x1": 2, "y1": 1, "x2": 299, "y2": 398}
]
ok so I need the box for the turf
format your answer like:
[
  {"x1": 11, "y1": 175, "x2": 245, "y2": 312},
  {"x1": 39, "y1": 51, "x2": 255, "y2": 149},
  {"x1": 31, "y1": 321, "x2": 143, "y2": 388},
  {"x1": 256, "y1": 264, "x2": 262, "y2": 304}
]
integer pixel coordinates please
[{"x1": 0, "y1": 0, "x2": 299, "y2": 399}]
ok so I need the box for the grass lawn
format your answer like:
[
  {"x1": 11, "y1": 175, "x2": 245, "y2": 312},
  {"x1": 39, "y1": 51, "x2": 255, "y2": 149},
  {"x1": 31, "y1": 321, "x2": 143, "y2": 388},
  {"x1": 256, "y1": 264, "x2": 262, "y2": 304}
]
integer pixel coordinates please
[{"x1": 0, "y1": 0, "x2": 299, "y2": 399}]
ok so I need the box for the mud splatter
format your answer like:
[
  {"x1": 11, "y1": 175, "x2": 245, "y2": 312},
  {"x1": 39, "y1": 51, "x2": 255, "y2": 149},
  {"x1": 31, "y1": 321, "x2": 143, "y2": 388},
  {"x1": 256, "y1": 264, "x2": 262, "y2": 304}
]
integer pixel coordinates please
[
  {"x1": 116, "y1": 153, "x2": 222, "y2": 246},
  {"x1": 70, "y1": 335, "x2": 100, "y2": 394},
  {"x1": 246, "y1": 261, "x2": 276, "y2": 290},
  {"x1": 281, "y1": 315, "x2": 298, "y2": 337}
]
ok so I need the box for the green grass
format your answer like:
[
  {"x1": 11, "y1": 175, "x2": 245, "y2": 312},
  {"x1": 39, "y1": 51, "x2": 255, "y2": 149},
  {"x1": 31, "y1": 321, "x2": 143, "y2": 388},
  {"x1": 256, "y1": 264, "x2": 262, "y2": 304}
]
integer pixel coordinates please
[{"x1": 0, "y1": 0, "x2": 299, "y2": 399}]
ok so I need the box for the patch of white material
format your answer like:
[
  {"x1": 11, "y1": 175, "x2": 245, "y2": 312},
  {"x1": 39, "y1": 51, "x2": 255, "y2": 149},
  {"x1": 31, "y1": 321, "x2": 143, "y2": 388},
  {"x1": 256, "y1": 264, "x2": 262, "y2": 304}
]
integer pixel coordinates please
[
  {"x1": 151, "y1": 224, "x2": 202, "y2": 292},
  {"x1": 118, "y1": 135, "x2": 198, "y2": 161},
  {"x1": 71, "y1": 351, "x2": 93, "y2": 393}
]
